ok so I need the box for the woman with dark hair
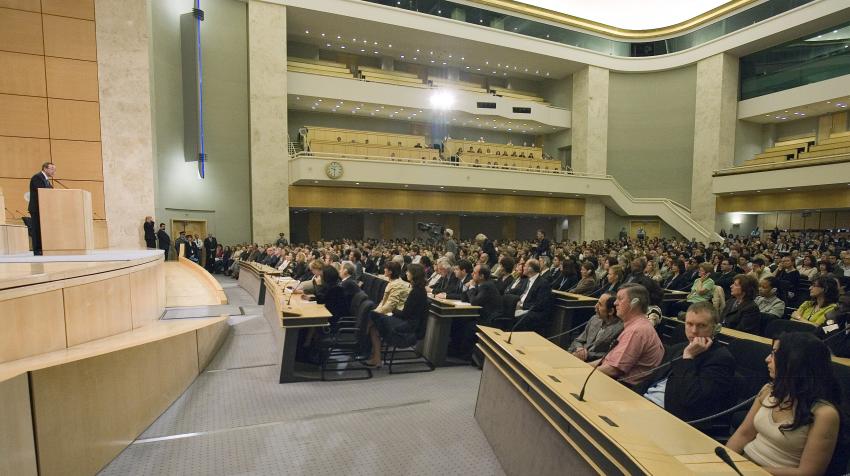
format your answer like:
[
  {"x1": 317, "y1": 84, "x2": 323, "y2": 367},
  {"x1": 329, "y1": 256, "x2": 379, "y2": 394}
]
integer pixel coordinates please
[
  {"x1": 798, "y1": 255, "x2": 818, "y2": 280},
  {"x1": 663, "y1": 259, "x2": 690, "y2": 291},
  {"x1": 792, "y1": 276, "x2": 840, "y2": 327},
  {"x1": 495, "y1": 255, "x2": 516, "y2": 294},
  {"x1": 363, "y1": 263, "x2": 428, "y2": 368},
  {"x1": 720, "y1": 274, "x2": 761, "y2": 335},
  {"x1": 728, "y1": 333, "x2": 843, "y2": 475},
  {"x1": 568, "y1": 261, "x2": 598, "y2": 295},
  {"x1": 814, "y1": 261, "x2": 833, "y2": 281},
  {"x1": 420, "y1": 255, "x2": 433, "y2": 279},
  {"x1": 553, "y1": 258, "x2": 580, "y2": 291},
  {"x1": 314, "y1": 265, "x2": 348, "y2": 325}
]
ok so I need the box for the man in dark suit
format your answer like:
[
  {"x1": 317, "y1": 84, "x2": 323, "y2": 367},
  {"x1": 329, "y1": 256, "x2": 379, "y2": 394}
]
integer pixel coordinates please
[
  {"x1": 712, "y1": 257, "x2": 737, "y2": 299},
  {"x1": 156, "y1": 223, "x2": 171, "y2": 260},
  {"x1": 514, "y1": 259, "x2": 553, "y2": 335},
  {"x1": 464, "y1": 264, "x2": 502, "y2": 324},
  {"x1": 638, "y1": 302, "x2": 735, "y2": 426},
  {"x1": 438, "y1": 259, "x2": 473, "y2": 300},
  {"x1": 203, "y1": 234, "x2": 217, "y2": 271},
  {"x1": 28, "y1": 162, "x2": 55, "y2": 255},
  {"x1": 143, "y1": 216, "x2": 156, "y2": 249},
  {"x1": 476, "y1": 234, "x2": 497, "y2": 267}
]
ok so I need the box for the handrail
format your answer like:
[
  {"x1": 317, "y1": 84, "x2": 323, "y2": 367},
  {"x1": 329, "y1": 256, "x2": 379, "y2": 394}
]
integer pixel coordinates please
[
  {"x1": 290, "y1": 151, "x2": 717, "y2": 241},
  {"x1": 713, "y1": 154, "x2": 850, "y2": 176}
]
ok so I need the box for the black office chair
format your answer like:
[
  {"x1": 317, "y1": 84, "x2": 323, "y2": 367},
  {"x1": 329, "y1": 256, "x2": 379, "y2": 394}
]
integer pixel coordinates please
[
  {"x1": 764, "y1": 318, "x2": 818, "y2": 340},
  {"x1": 757, "y1": 312, "x2": 779, "y2": 337},
  {"x1": 492, "y1": 294, "x2": 521, "y2": 331},
  {"x1": 317, "y1": 298, "x2": 375, "y2": 381},
  {"x1": 381, "y1": 309, "x2": 435, "y2": 375}
]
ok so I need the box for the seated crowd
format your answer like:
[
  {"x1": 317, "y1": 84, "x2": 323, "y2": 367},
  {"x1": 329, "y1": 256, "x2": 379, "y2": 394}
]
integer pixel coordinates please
[{"x1": 212, "y1": 228, "x2": 849, "y2": 474}]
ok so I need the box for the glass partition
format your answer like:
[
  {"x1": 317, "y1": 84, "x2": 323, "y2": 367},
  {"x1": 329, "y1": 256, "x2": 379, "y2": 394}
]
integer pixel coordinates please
[
  {"x1": 363, "y1": 0, "x2": 814, "y2": 58},
  {"x1": 740, "y1": 22, "x2": 850, "y2": 99}
]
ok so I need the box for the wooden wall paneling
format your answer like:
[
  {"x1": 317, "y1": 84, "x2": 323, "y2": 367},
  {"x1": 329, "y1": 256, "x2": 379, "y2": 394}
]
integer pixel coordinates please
[
  {"x1": 836, "y1": 211, "x2": 850, "y2": 228},
  {"x1": 817, "y1": 115, "x2": 833, "y2": 143},
  {"x1": 820, "y1": 211, "x2": 836, "y2": 229},
  {"x1": 41, "y1": 15, "x2": 96, "y2": 61},
  {"x1": 0, "y1": 289, "x2": 66, "y2": 362},
  {"x1": 196, "y1": 319, "x2": 229, "y2": 371},
  {"x1": 789, "y1": 212, "x2": 804, "y2": 230},
  {"x1": 156, "y1": 259, "x2": 167, "y2": 311},
  {"x1": 761, "y1": 213, "x2": 776, "y2": 230},
  {"x1": 0, "y1": 51, "x2": 45, "y2": 96},
  {"x1": 0, "y1": 8, "x2": 43, "y2": 55},
  {"x1": 0, "y1": 374, "x2": 38, "y2": 476},
  {"x1": 0, "y1": 0, "x2": 40, "y2": 11},
  {"x1": 55, "y1": 179, "x2": 105, "y2": 217},
  {"x1": 51, "y1": 139, "x2": 103, "y2": 180},
  {"x1": 1, "y1": 223, "x2": 30, "y2": 253},
  {"x1": 0, "y1": 137, "x2": 51, "y2": 179},
  {"x1": 45, "y1": 57, "x2": 99, "y2": 101},
  {"x1": 41, "y1": 0, "x2": 94, "y2": 20},
  {"x1": 47, "y1": 99, "x2": 101, "y2": 141},
  {"x1": 0, "y1": 94, "x2": 49, "y2": 137},
  {"x1": 63, "y1": 274, "x2": 132, "y2": 346},
  {"x1": 380, "y1": 214, "x2": 393, "y2": 240},
  {"x1": 30, "y1": 331, "x2": 200, "y2": 476},
  {"x1": 776, "y1": 212, "x2": 791, "y2": 230},
  {"x1": 832, "y1": 112, "x2": 848, "y2": 134},
  {"x1": 803, "y1": 213, "x2": 821, "y2": 230},
  {"x1": 129, "y1": 264, "x2": 162, "y2": 328},
  {"x1": 715, "y1": 189, "x2": 850, "y2": 213},
  {"x1": 0, "y1": 178, "x2": 31, "y2": 222}
]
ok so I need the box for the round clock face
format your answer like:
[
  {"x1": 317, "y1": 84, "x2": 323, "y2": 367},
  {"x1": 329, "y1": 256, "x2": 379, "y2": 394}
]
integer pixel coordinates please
[{"x1": 325, "y1": 161, "x2": 343, "y2": 179}]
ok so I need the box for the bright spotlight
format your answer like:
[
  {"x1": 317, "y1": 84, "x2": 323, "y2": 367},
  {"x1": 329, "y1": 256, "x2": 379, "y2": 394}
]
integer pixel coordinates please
[{"x1": 429, "y1": 90, "x2": 455, "y2": 110}]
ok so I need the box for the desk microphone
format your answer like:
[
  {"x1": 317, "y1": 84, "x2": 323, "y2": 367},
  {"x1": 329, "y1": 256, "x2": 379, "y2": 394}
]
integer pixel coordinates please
[
  {"x1": 506, "y1": 311, "x2": 532, "y2": 344},
  {"x1": 286, "y1": 280, "x2": 303, "y2": 306},
  {"x1": 686, "y1": 394, "x2": 757, "y2": 426},
  {"x1": 714, "y1": 446, "x2": 744, "y2": 476},
  {"x1": 52, "y1": 179, "x2": 69, "y2": 189},
  {"x1": 571, "y1": 338, "x2": 619, "y2": 402},
  {"x1": 546, "y1": 320, "x2": 590, "y2": 341}
]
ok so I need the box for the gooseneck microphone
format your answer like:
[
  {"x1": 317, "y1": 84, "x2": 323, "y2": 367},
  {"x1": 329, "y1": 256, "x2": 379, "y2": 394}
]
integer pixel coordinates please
[
  {"x1": 686, "y1": 394, "x2": 757, "y2": 426},
  {"x1": 506, "y1": 311, "x2": 532, "y2": 344},
  {"x1": 572, "y1": 338, "x2": 619, "y2": 402},
  {"x1": 546, "y1": 320, "x2": 590, "y2": 341},
  {"x1": 714, "y1": 446, "x2": 744, "y2": 476},
  {"x1": 285, "y1": 279, "x2": 304, "y2": 306}
]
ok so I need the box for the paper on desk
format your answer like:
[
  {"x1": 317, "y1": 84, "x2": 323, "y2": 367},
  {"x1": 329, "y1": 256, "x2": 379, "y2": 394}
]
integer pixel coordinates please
[{"x1": 452, "y1": 301, "x2": 473, "y2": 306}]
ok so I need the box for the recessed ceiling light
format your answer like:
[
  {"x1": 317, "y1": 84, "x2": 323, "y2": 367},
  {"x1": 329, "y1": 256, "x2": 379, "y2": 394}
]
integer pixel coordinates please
[{"x1": 305, "y1": 30, "x2": 309, "y2": 34}]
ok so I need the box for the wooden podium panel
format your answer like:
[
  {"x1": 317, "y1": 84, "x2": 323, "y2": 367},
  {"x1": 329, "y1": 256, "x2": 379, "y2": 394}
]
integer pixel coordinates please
[
  {"x1": 38, "y1": 188, "x2": 94, "y2": 253},
  {"x1": 1, "y1": 224, "x2": 30, "y2": 254}
]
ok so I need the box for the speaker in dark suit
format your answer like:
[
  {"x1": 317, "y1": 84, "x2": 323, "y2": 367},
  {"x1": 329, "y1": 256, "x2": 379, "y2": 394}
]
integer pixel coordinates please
[
  {"x1": 144, "y1": 217, "x2": 156, "y2": 249},
  {"x1": 28, "y1": 163, "x2": 55, "y2": 255}
]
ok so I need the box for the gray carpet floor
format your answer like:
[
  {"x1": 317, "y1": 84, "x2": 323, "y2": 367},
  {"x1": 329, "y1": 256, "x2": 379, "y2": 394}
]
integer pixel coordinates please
[{"x1": 99, "y1": 276, "x2": 504, "y2": 476}]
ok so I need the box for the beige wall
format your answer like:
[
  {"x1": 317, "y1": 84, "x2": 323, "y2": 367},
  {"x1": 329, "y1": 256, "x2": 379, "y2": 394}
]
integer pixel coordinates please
[{"x1": 607, "y1": 66, "x2": 697, "y2": 207}]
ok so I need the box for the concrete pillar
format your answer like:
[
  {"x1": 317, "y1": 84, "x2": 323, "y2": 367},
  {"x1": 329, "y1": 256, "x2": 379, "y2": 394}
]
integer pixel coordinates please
[
  {"x1": 692, "y1": 53, "x2": 738, "y2": 233},
  {"x1": 95, "y1": 0, "x2": 156, "y2": 248},
  {"x1": 572, "y1": 66, "x2": 609, "y2": 241},
  {"x1": 248, "y1": 1, "x2": 289, "y2": 244}
]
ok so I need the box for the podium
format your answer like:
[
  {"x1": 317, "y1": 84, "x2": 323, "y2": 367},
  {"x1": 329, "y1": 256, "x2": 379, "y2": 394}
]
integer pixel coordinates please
[{"x1": 38, "y1": 188, "x2": 95, "y2": 253}]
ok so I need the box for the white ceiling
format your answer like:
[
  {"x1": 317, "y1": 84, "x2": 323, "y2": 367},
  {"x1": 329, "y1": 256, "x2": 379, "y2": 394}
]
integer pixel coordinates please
[
  {"x1": 506, "y1": 0, "x2": 734, "y2": 30},
  {"x1": 289, "y1": 95, "x2": 562, "y2": 134},
  {"x1": 287, "y1": 7, "x2": 585, "y2": 81}
]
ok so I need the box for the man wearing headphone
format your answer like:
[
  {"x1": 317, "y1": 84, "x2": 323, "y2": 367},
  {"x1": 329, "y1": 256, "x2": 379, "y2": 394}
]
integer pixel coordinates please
[
  {"x1": 636, "y1": 301, "x2": 736, "y2": 426},
  {"x1": 568, "y1": 293, "x2": 623, "y2": 362},
  {"x1": 593, "y1": 283, "x2": 664, "y2": 386}
]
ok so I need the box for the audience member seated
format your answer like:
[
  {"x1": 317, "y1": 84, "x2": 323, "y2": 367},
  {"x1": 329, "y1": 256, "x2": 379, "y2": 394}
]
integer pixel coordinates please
[
  {"x1": 513, "y1": 259, "x2": 553, "y2": 335},
  {"x1": 594, "y1": 284, "x2": 664, "y2": 387},
  {"x1": 552, "y1": 257, "x2": 580, "y2": 291},
  {"x1": 593, "y1": 264, "x2": 624, "y2": 298},
  {"x1": 463, "y1": 264, "x2": 503, "y2": 325},
  {"x1": 713, "y1": 257, "x2": 738, "y2": 299},
  {"x1": 644, "y1": 259, "x2": 663, "y2": 283},
  {"x1": 749, "y1": 258, "x2": 773, "y2": 282},
  {"x1": 312, "y1": 266, "x2": 349, "y2": 328},
  {"x1": 505, "y1": 259, "x2": 528, "y2": 296},
  {"x1": 673, "y1": 262, "x2": 715, "y2": 315},
  {"x1": 798, "y1": 255, "x2": 818, "y2": 280},
  {"x1": 568, "y1": 261, "x2": 599, "y2": 295},
  {"x1": 436, "y1": 259, "x2": 473, "y2": 300},
  {"x1": 727, "y1": 332, "x2": 843, "y2": 475},
  {"x1": 363, "y1": 264, "x2": 427, "y2": 368},
  {"x1": 755, "y1": 276, "x2": 786, "y2": 318},
  {"x1": 773, "y1": 255, "x2": 801, "y2": 304},
  {"x1": 494, "y1": 256, "x2": 516, "y2": 294},
  {"x1": 819, "y1": 291, "x2": 850, "y2": 358},
  {"x1": 791, "y1": 276, "x2": 839, "y2": 326},
  {"x1": 720, "y1": 274, "x2": 761, "y2": 335},
  {"x1": 567, "y1": 293, "x2": 623, "y2": 361},
  {"x1": 663, "y1": 259, "x2": 691, "y2": 292},
  {"x1": 637, "y1": 302, "x2": 735, "y2": 426}
]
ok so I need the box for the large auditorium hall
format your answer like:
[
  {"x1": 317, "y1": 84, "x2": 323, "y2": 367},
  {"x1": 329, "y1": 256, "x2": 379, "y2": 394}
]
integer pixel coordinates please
[{"x1": 2, "y1": 0, "x2": 850, "y2": 474}]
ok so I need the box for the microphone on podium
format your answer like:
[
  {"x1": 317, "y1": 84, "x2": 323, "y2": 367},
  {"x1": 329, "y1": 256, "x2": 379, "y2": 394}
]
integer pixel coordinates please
[
  {"x1": 51, "y1": 179, "x2": 69, "y2": 189},
  {"x1": 506, "y1": 311, "x2": 532, "y2": 344},
  {"x1": 546, "y1": 320, "x2": 590, "y2": 341},
  {"x1": 572, "y1": 338, "x2": 619, "y2": 402},
  {"x1": 714, "y1": 446, "x2": 744, "y2": 476},
  {"x1": 617, "y1": 355, "x2": 684, "y2": 383},
  {"x1": 285, "y1": 280, "x2": 303, "y2": 306}
]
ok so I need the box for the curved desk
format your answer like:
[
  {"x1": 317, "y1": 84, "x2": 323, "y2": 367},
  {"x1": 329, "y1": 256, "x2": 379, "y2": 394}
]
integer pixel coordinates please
[
  {"x1": 238, "y1": 261, "x2": 281, "y2": 304},
  {"x1": 475, "y1": 325, "x2": 767, "y2": 475}
]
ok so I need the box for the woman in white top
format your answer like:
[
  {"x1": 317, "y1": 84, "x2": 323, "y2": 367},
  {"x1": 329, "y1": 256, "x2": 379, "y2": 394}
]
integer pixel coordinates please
[
  {"x1": 727, "y1": 332, "x2": 843, "y2": 475},
  {"x1": 797, "y1": 256, "x2": 818, "y2": 281}
]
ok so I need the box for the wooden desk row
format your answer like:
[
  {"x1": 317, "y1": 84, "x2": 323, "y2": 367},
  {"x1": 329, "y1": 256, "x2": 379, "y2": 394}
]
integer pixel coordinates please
[
  {"x1": 237, "y1": 260, "x2": 281, "y2": 304},
  {"x1": 475, "y1": 326, "x2": 767, "y2": 475}
]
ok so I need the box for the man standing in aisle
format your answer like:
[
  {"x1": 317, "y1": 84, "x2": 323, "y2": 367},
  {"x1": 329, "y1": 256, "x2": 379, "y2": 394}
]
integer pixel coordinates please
[
  {"x1": 144, "y1": 216, "x2": 156, "y2": 249},
  {"x1": 157, "y1": 223, "x2": 171, "y2": 260},
  {"x1": 204, "y1": 233, "x2": 217, "y2": 271},
  {"x1": 28, "y1": 162, "x2": 55, "y2": 255}
]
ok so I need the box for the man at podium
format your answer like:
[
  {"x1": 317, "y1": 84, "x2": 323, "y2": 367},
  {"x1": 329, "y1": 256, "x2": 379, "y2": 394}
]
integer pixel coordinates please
[{"x1": 28, "y1": 162, "x2": 55, "y2": 255}]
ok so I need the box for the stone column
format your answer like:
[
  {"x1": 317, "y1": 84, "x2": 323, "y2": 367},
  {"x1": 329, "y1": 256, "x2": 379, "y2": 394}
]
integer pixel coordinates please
[
  {"x1": 692, "y1": 53, "x2": 738, "y2": 233},
  {"x1": 572, "y1": 66, "x2": 609, "y2": 241},
  {"x1": 248, "y1": 0, "x2": 288, "y2": 244},
  {"x1": 96, "y1": 0, "x2": 156, "y2": 248}
]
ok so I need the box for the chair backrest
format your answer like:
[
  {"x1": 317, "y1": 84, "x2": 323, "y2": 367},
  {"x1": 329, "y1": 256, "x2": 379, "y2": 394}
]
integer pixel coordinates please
[
  {"x1": 356, "y1": 299, "x2": 375, "y2": 336},
  {"x1": 712, "y1": 285, "x2": 726, "y2": 313},
  {"x1": 502, "y1": 294, "x2": 520, "y2": 320},
  {"x1": 758, "y1": 312, "x2": 778, "y2": 337},
  {"x1": 826, "y1": 364, "x2": 850, "y2": 475},
  {"x1": 764, "y1": 318, "x2": 818, "y2": 340},
  {"x1": 349, "y1": 291, "x2": 368, "y2": 316},
  {"x1": 727, "y1": 339, "x2": 771, "y2": 402}
]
